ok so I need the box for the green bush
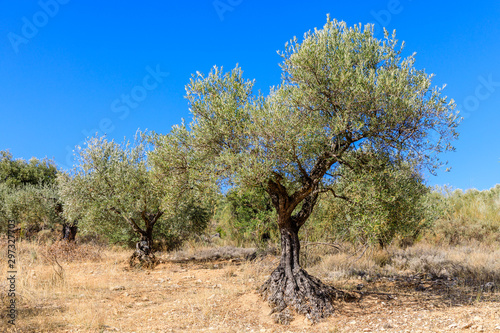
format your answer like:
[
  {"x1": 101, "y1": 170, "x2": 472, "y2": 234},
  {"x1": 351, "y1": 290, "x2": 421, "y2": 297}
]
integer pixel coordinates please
[
  {"x1": 0, "y1": 183, "x2": 63, "y2": 239},
  {"x1": 302, "y1": 150, "x2": 439, "y2": 248},
  {"x1": 213, "y1": 186, "x2": 278, "y2": 247},
  {"x1": 431, "y1": 185, "x2": 500, "y2": 245},
  {"x1": 154, "y1": 200, "x2": 211, "y2": 250},
  {"x1": 0, "y1": 150, "x2": 58, "y2": 187}
]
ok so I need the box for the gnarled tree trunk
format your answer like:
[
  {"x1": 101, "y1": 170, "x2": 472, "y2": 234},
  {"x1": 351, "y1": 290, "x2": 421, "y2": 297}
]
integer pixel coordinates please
[
  {"x1": 129, "y1": 223, "x2": 157, "y2": 269},
  {"x1": 260, "y1": 174, "x2": 352, "y2": 323},
  {"x1": 61, "y1": 223, "x2": 78, "y2": 242},
  {"x1": 260, "y1": 217, "x2": 346, "y2": 323}
]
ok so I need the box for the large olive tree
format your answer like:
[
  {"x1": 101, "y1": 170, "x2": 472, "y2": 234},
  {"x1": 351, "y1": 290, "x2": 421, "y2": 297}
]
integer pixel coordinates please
[{"x1": 160, "y1": 19, "x2": 459, "y2": 320}]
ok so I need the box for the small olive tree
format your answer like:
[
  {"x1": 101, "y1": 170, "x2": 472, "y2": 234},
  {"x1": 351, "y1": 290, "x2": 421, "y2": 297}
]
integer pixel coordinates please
[
  {"x1": 164, "y1": 19, "x2": 459, "y2": 320},
  {"x1": 59, "y1": 133, "x2": 210, "y2": 266}
]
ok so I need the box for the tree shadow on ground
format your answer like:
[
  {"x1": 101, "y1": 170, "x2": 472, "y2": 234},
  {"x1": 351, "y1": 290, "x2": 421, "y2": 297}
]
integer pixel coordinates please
[{"x1": 338, "y1": 273, "x2": 499, "y2": 316}]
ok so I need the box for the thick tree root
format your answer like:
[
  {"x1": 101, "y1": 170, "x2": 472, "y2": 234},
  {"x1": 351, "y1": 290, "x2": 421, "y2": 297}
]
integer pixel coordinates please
[
  {"x1": 129, "y1": 240, "x2": 157, "y2": 269},
  {"x1": 129, "y1": 251, "x2": 157, "y2": 268},
  {"x1": 260, "y1": 265, "x2": 352, "y2": 323}
]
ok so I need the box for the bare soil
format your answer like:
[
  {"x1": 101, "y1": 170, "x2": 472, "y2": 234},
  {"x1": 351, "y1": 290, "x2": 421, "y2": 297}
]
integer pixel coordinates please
[{"x1": 2, "y1": 247, "x2": 499, "y2": 332}]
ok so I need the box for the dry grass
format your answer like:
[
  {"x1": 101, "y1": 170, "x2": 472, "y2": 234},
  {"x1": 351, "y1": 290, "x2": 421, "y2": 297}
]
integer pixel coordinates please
[
  {"x1": 387, "y1": 243, "x2": 500, "y2": 286},
  {"x1": 431, "y1": 185, "x2": 500, "y2": 245},
  {"x1": 309, "y1": 242, "x2": 500, "y2": 288},
  {"x1": 0, "y1": 239, "x2": 499, "y2": 332},
  {"x1": 0, "y1": 238, "x2": 118, "y2": 332}
]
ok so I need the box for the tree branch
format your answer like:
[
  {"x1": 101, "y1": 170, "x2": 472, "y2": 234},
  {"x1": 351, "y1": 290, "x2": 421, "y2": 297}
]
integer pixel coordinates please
[
  {"x1": 292, "y1": 144, "x2": 311, "y2": 184},
  {"x1": 293, "y1": 192, "x2": 319, "y2": 228},
  {"x1": 110, "y1": 206, "x2": 145, "y2": 236},
  {"x1": 313, "y1": 187, "x2": 352, "y2": 203}
]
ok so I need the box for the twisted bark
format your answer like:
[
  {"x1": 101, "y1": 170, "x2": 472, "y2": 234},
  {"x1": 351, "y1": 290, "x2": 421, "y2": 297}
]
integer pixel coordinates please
[
  {"x1": 61, "y1": 223, "x2": 78, "y2": 242},
  {"x1": 260, "y1": 223, "x2": 347, "y2": 323},
  {"x1": 129, "y1": 233, "x2": 157, "y2": 268}
]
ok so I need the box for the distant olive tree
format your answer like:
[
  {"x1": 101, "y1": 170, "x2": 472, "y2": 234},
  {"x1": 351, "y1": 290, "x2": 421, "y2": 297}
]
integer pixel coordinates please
[
  {"x1": 0, "y1": 150, "x2": 58, "y2": 187},
  {"x1": 59, "y1": 133, "x2": 211, "y2": 267},
  {"x1": 149, "y1": 122, "x2": 221, "y2": 244},
  {"x1": 0, "y1": 183, "x2": 63, "y2": 238},
  {"x1": 0, "y1": 151, "x2": 63, "y2": 239},
  {"x1": 159, "y1": 19, "x2": 459, "y2": 320}
]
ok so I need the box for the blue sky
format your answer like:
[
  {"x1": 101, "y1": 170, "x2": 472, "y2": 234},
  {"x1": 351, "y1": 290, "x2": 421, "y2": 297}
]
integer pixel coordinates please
[{"x1": 1, "y1": 0, "x2": 499, "y2": 190}]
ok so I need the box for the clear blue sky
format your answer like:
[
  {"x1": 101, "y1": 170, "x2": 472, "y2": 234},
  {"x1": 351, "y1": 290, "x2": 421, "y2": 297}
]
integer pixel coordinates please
[{"x1": 1, "y1": 0, "x2": 499, "y2": 190}]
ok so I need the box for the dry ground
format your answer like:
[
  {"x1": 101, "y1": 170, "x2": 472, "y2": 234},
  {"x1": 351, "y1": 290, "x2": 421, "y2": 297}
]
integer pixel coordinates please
[{"x1": 1, "y1": 242, "x2": 499, "y2": 333}]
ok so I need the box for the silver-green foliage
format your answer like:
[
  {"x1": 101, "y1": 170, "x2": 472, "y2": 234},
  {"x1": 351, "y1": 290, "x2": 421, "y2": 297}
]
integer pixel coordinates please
[
  {"x1": 309, "y1": 149, "x2": 439, "y2": 247},
  {"x1": 182, "y1": 18, "x2": 458, "y2": 227},
  {"x1": 0, "y1": 150, "x2": 61, "y2": 237},
  {"x1": 58, "y1": 133, "x2": 210, "y2": 248},
  {"x1": 432, "y1": 185, "x2": 500, "y2": 245},
  {"x1": 0, "y1": 183, "x2": 62, "y2": 237}
]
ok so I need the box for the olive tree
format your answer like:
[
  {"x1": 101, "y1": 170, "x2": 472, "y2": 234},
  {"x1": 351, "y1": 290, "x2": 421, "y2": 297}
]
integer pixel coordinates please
[
  {"x1": 0, "y1": 183, "x2": 63, "y2": 238},
  {"x1": 149, "y1": 124, "x2": 217, "y2": 247},
  {"x1": 0, "y1": 150, "x2": 58, "y2": 187},
  {"x1": 160, "y1": 19, "x2": 459, "y2": 320},
  {"x1": 59, "y1": 132, "x2": 211, "y2": 266},
  {"x1": 0, "y1": 151, "x2": 63, "y2": 238}
]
